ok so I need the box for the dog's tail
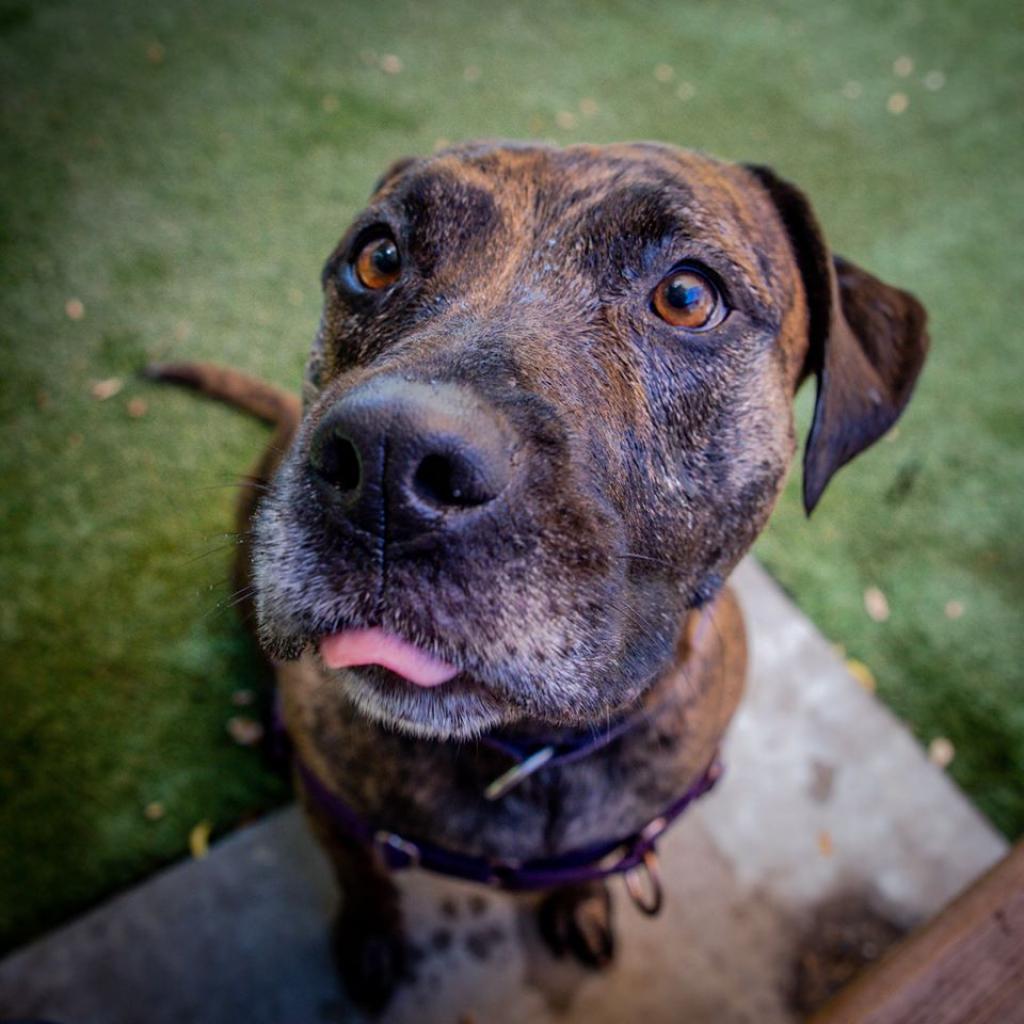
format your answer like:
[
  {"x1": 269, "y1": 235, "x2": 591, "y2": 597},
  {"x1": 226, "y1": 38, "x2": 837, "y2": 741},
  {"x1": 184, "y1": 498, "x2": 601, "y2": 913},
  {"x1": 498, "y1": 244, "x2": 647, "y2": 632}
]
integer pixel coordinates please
[{"x1": 143, "y1": 361, "x2": 301, "y2": 434}]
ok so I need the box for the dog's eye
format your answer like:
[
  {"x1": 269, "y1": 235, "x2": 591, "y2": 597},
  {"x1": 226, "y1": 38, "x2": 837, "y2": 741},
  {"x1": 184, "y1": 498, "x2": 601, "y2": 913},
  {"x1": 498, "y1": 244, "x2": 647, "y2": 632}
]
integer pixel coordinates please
[
  {"x1": 652, "y1": 268, "x2": 723, "y2": 330},
  {"x1": 354, "y1": 236, "x2": 402, "y2": 290}
]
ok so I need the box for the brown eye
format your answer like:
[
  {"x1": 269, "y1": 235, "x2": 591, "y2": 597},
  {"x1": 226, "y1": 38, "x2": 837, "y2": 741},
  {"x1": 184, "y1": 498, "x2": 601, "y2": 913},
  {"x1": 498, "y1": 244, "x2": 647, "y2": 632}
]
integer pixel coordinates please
[
  {"x1": 652, "y1": 268, "x2": 723, "y2": 329},
  {"x1": 354, "y1": 236, "x2": 401, "y2": 290}
]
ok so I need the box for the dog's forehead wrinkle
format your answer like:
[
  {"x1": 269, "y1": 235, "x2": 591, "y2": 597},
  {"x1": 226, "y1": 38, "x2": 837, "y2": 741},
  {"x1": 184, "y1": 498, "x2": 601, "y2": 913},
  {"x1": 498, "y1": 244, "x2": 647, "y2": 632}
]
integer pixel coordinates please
[
  {"x1": 395, "y1": 165, "x2": 497, "y2": 214},
  {"x1": 574, "y1": 180, "x2": 695, "y2": 226},
  {"x1": 360, "y1": 144, "x2": 787, "y2": 322},
  {"x1": 524, "y1": 171, "x2": 773, "y2": 307}
]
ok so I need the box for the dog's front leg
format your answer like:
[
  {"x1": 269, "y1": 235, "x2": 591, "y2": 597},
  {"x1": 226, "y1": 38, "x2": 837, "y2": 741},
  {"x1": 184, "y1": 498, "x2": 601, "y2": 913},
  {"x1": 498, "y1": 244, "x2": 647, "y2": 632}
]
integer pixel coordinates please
[
  {"x1": 315, "y1": 821, "x2": 407, "y2": 1014},
  {"x1": 538, "y1": 879, "x2": 615, "y2": 969}
]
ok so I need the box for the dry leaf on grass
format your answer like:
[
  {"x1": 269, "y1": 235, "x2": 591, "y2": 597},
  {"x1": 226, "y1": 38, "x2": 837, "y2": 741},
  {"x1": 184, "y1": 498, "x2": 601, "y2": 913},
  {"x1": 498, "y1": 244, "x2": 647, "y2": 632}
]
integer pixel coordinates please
[
  {"x1": 846, "y1": 659, "x2": 877, "y2": 694},
  {"x1": 90, "y1": 377, "x2": 123, "y2": 401},
  {"x1": 928, "y1": 737, "x2": 955, "y2": 768},
  {"x1": 227, "y1": 715, "x2": 264, "y2": 746},
  {"x1": 864, "y1": 586, "x2": 890, "y2": 622},
  {"x1": 126, "y1": 397, "x2": 148, "y2": 418},
  {"x1": 887, "y1": 92, "x2": 909, "y2": 115},
  {"x1": 189, "y1": 820, "x2": 212, "y2": 859}
]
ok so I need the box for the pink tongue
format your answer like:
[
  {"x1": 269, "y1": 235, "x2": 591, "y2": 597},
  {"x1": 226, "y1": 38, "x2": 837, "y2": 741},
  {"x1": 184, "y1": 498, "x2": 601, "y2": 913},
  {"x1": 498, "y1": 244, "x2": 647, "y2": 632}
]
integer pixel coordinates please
[{"x1": 319, "y1": 628, "x2": 458, "y2": 687}]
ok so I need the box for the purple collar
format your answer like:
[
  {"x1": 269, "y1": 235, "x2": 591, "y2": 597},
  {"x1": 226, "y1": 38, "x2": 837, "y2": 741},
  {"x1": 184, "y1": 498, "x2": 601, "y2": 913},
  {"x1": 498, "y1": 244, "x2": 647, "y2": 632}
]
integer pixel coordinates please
[
  {"x1": 295, "y1": 749, "x2": 721, "y2": 912},
  {"x1": 284, "y1": 701, "x2": 722, "y2": 913}
]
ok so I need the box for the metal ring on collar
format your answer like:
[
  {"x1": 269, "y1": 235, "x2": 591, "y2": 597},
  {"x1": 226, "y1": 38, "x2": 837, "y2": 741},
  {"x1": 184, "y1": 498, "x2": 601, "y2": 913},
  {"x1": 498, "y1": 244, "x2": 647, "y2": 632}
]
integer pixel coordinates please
[
  {"x1": 624, "y1": 849, "x2": 663, "y2": 915},
  {"x1": 373, "y1": 829, "x2": 422, "y2": 868}
]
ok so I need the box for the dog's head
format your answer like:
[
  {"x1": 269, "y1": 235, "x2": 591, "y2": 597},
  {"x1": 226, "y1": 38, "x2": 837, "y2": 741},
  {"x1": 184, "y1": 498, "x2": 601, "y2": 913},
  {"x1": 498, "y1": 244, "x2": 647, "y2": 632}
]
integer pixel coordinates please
[{"x1": 254, "y1": 141, "x2": 927, "y2": 739}]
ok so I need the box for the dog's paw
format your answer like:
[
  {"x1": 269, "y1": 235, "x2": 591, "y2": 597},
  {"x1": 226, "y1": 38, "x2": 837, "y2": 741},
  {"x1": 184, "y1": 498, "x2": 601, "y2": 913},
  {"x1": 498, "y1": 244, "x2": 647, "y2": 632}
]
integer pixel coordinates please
[
  {"x1": 331, "y1": 912, "x2": 408, "y2": 1015},
  {"x1": 538, "y1": 881, "x2": 615, "y2": 969}
]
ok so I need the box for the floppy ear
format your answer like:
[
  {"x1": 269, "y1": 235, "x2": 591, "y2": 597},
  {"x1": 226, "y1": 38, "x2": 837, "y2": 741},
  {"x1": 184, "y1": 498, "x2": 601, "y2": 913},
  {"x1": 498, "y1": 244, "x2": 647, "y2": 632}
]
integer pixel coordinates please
[{"x1": 746, "y1": 166, "x2": 929, "y2": 514}]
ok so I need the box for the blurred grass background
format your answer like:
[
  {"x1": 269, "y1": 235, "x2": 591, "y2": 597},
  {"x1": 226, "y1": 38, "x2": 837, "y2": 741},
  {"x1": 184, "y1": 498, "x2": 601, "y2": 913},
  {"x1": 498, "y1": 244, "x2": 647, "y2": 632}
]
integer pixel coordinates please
[{"x1": 1, "y1": 0, "x2": 1021, "y2": 952}]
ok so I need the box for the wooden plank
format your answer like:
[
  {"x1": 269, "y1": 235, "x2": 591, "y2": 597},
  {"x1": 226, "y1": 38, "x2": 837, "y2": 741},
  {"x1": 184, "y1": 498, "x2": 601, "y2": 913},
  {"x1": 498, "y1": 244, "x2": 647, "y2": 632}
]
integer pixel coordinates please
[{"x1": 813, "y1": 841, "x2": 1024, "y2": 1024}]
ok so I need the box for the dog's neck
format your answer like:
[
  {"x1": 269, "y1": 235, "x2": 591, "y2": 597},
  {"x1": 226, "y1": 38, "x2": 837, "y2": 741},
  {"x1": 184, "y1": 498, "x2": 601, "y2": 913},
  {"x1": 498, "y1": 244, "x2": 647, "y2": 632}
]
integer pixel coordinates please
[{"x1": 474, "y1": 606, "x2": 710, "y2": 800}]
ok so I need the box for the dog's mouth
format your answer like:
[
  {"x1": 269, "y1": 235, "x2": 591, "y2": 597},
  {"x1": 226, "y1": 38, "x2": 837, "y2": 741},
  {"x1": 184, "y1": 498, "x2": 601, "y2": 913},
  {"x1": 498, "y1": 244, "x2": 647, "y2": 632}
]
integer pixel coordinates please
[
  {"x1": 273, "y1": 573, "x2": 681, "y2": 738},
  {"x1": 310, "y1": 621, "x2": 515, "y2": 739},
  {"x1": 318, "y1": 627, "x2": 459, "y2": 688}
]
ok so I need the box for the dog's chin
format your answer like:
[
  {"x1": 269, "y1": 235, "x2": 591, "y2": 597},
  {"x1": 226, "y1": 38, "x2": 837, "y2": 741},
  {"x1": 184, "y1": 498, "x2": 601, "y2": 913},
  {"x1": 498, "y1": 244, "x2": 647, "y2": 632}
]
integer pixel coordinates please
[{"x1": 337, "y1": 664, "x2": 516, "y2": 740}]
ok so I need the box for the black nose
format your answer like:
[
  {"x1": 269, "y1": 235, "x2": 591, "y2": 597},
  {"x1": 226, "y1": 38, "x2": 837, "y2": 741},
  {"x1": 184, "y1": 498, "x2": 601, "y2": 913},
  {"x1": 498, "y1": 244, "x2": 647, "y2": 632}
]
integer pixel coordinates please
[{"x1": 308, "y1": 378, "x2": 515, "y2": 542}]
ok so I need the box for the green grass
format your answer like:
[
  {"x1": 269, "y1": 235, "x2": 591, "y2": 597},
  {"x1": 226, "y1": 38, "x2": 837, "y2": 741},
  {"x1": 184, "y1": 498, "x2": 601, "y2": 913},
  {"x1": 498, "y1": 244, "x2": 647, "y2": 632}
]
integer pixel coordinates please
[{"x1": 1, "y1": 0, "x2": 1021, "y2": 951}]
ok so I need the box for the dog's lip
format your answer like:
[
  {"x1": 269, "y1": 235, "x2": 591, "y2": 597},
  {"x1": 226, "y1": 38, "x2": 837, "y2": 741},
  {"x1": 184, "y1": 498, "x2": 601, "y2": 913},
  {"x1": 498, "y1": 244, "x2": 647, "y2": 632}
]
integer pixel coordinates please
[{"x1": 318, "y1": 627, "x2": 459, "y2": 687}]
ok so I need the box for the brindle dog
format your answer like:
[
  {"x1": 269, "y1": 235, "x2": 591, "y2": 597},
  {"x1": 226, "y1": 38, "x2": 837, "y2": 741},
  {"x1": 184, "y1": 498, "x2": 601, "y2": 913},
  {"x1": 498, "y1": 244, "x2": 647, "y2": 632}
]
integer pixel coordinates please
[{"x1": 152, "y1": 140, "x2": 927, "y2": 1012}]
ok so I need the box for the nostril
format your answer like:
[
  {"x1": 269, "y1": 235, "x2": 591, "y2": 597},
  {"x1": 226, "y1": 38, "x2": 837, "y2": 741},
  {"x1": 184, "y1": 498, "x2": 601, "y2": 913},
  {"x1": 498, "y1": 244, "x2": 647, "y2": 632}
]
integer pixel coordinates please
[
  {"x1": 313, "y1": 434, "x2": 362, "y2": 494},
  {"x1": 412, "y1": 452, "x2": 493, "y2": 509}
]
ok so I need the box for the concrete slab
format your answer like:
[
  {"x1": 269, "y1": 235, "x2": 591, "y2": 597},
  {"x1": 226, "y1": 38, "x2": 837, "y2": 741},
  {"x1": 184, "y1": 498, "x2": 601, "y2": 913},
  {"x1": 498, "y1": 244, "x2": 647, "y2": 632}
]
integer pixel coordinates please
[{"x1": 0, "y1": 560, "x2": 1007, "y2": 1024}]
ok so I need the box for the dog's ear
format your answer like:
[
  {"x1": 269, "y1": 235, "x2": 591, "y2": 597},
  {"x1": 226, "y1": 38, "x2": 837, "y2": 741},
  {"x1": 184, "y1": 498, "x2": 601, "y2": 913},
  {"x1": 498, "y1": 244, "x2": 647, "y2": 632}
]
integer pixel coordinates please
[
  {"x1": 746, "y1": 165, "x2": 929, "y2": 514},
  {"x1": 370, "y1": 155, "x2": 418, "y2": 197}
]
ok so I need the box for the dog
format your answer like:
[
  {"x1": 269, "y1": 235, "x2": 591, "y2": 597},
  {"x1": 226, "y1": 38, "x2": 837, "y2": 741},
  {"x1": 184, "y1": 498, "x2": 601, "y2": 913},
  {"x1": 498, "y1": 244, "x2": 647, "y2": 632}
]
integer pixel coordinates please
[{"x1": 151, "y1": 140, "x2": 927, "y2": 1013}]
